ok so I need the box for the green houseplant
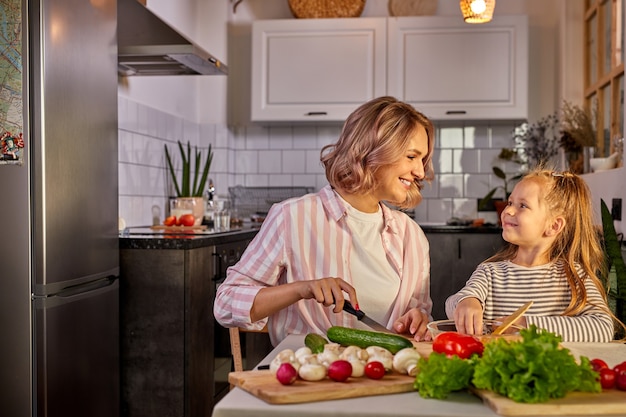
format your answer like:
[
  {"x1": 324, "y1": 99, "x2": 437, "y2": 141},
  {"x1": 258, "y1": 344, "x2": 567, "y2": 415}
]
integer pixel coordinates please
[
  {"x1": 478, "y1": 148, "x2": 524, "y2": 211},
  {"x1": 164, "y1": 140, "x2": 213, "y2": 198},
  {"x1": 164, "y1": 140, "x2": 213, "y2": 225},
  {"x1": 601, "y1": 199, "x2": 626, "y2": 337}
]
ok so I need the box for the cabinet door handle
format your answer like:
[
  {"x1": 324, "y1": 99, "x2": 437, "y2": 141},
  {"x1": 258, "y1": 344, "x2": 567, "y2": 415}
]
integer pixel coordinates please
[
  {"x1": 445, "y1": 110, "x2": 467, "y2": 115},
  {"x1": 457, "y1": 239, "x2": 462, "y2": 259},
  {"x1": 305, "y1": 111, "x2": 328, "y2": 116}
]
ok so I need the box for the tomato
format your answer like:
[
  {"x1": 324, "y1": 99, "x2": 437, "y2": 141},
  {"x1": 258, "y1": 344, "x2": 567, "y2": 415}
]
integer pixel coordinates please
[
  {"x1": 432, "y1": 332, "x2": 484, "y2": 359},
  {"x1": 590, "y1": 358, "x2": 609, "y2": 372},
  {"x1": 599, "y1": 368, "x2": 616, "y2": 389},
  {"x1": 179, "y1": 214, "x2": 195, "y2": 227},
  {"x1": 614, "y1": 361, "x2": 626, "y2": 391},
  {"x1": 364, "y1": 361, "x2": 386, "y2": 380},
  {"x1": 163, "y1": 215, "x2": 176, "y2": 226}
]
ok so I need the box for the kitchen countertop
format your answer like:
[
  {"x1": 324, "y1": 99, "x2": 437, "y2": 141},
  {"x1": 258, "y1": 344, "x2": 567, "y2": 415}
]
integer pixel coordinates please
[
  {"x1": 119, "y1": 223, "x2": 262, "y2": 250},
  {"x1": 212, "y1": 335, "x2": 626, "y2": 417},
  {"x1": 417, "y1": 223, "x2": 503, "y2": 234},
  {"x1": 118, "y1": 221, "x2": 502, "y2": 251}
]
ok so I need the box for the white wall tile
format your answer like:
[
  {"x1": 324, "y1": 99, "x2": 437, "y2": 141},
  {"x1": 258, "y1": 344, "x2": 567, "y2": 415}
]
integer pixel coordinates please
[
  {"x1": 439, "y1": 126, "x2": 464, "y2": 148},
  {"x1": 268, "y1": 174, "x2": 293, "y2": 186},
  {"x1": 466, "y1": 173, "x2": 491, "y2": 199},
  {"x1": 258, "y1": 149, "x2": 282, "y2": 173},
  {"x1": 427, "y1": 199, "x2": 454, "y2": 223},
  {"x1": 434, "y1": 148, "x2": 453, "y2": 173},
  {"x1": 119, "y1": 99, "x2": 517, "y2": 226},
  {"x1": 269, "y1": 126, "x2": 293, "y2": 149},
  {"x1": 456, "y1": 148, "x2": 480, "y2": 173},
  {"x1": 293, "y1": 126, "x2": 317, "y2": 149},
  {"x1": 438, "y1": 174, "x2": 464, "y2": 198},
  {"x1": 234, "y1": 150, "x2": 259, "y2": 173},
  {"x1": 305, "y1": 149, "x2": 324, "y2": 174},
  {"x1": 282, "y1": 150, "x2": 306, "y2": 173}
]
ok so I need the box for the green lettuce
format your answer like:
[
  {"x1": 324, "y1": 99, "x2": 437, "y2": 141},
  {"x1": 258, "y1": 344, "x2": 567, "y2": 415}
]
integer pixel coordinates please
[
  {"x1": 472, "y1": 325, "x2": 601, "y2": 403},
  {"x1": 414, "y1": 352, "x2": 476, "y2": 399}
]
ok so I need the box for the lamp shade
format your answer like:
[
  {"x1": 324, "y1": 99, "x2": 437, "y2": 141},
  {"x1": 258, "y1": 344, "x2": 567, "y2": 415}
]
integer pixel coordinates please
[{"x1": 459, "y1": 0, "x2": 496, "y2": 24}]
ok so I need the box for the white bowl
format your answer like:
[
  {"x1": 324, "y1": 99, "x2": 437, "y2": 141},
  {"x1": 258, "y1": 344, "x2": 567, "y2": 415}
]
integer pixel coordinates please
[
  {"x1": 590, "y1": 153, "x2": 619, "y2": 172},
  {"x1": 427, "y1": 319, "x2": 523, "y2": 338}
]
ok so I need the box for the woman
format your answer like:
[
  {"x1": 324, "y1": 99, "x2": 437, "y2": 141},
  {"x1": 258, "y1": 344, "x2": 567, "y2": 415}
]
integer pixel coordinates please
[{"x1": 214, "y1": 96, "x2": 436, "y2": 345}]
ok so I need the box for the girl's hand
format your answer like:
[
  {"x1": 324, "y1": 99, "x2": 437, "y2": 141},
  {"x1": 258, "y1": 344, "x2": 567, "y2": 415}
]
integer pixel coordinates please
[
  {"x1": 393, "y1": 308, "x2": 430, "y2": 341},
  {"x1": 453, "y1": 297, "x2": 484, "y2": 335},
  {"x1": 298, "y1": 277, "x2": 358, "y2": 314}
]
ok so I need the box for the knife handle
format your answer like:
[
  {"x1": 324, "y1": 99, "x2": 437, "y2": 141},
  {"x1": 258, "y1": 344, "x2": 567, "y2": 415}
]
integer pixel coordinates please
[{"x1": 342, "y1": 300, "x2": 365, "y2": 320}]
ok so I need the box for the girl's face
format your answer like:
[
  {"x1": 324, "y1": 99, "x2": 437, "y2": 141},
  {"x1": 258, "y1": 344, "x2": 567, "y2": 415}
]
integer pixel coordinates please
[
  {"x1": 500, "y1": 179, "x2": 553, "y2": 247},
  {"x1": 372, "y1": 124, "x2": 429, "y2": 207}
]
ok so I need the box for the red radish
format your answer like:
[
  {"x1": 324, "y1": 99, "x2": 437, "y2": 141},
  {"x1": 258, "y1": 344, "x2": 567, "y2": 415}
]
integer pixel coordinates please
[
  {"x1": 275, "y1": 362, "x2": 298, "y2": 385},
  {"x1": 328, "y1": 360, "x2": 352, "y2": 382}
]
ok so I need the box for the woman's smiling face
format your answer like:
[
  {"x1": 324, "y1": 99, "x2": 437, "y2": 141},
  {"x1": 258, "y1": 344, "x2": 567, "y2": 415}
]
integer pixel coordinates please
[{"x1": 372, "y1": 124, "x2": 429, "y2": 207}]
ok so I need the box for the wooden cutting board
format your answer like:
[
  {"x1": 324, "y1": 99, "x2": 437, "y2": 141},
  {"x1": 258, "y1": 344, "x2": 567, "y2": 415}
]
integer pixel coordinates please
[
  {"x1": 228, "y1": 370, "x2": 416, "y2": 404},
  {"x1": 473, "y1": 388, "x2": 626, "y2": 416},
  {"x1": 150, "y1": 225, "x2": 207, "y2": 231}
]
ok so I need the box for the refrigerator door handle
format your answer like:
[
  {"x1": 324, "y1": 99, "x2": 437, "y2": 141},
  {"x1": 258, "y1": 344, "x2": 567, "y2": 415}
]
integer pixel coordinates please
[{"x1": 32, "y1": 275, "x2": 118, "y2": 300}]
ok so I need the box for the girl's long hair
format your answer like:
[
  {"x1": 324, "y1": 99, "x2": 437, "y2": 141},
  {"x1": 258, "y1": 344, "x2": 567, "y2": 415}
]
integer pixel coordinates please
[
  {"x1": 488, "y1": 168, "x2": 626, "y2": 337},
  {"x1": 321, "y1": 96, "x2": 435, "y2": 209}
]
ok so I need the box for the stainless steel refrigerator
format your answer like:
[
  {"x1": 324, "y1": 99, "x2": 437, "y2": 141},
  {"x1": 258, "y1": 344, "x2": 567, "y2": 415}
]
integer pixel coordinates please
[{"x1": 0, "y1": 0, "x2": 120, "y2": 416}]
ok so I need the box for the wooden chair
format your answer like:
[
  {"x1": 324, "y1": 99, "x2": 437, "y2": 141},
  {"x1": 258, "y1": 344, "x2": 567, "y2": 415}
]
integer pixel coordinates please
[{"x1": 229, "y1": 325, "x2": 269, "y2": 380}]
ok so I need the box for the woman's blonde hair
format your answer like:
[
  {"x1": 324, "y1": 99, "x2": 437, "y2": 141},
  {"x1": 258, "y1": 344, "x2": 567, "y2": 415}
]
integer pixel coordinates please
[
  {"x1": 489, "y1": 168, "x2": 626, "y2": 337},
  {"x1": 320, "y1": 96, "x2": 435, "y2": 209}
]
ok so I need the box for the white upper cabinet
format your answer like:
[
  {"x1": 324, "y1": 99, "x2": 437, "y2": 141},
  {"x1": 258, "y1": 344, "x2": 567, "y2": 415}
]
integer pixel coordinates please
[
  {"x1": 387, "y1": 15, "x2": 528, "y2": 121},
  {"x1": 251, "y1": 18, "x2": 387, "y2": 123},
  {"x1": 250, "y1": 15, "x2": 528, "y2": 123}
]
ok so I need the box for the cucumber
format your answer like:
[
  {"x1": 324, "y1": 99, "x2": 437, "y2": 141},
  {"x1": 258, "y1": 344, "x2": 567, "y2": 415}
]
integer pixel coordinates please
[
  {"x1": 304, "y1": 333, "x2": 329, "y2": 354},
  {"x1": 326, "y1": 326, "x2": 413, "y2": 354}
]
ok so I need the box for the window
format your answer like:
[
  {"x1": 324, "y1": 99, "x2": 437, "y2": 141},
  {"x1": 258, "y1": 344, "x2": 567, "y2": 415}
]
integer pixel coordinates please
[{"x1": 585, "y1": 0, "x2": 624, "y2": 158}]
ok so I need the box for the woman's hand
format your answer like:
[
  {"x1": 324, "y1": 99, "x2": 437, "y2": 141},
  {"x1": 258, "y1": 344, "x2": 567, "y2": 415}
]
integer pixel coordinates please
[
  {"x1": 298, "y1": 277, "x2": 359, "y2": 313},
  {"x1": 393, "y1": 308, "x2": 430, "y2": 341},
  {"x1": 453, "y1": 297, "x2": 483, "y2": 335},
  {"x1": 250, "y1": 277, "x2": 357, "y2": 321}
]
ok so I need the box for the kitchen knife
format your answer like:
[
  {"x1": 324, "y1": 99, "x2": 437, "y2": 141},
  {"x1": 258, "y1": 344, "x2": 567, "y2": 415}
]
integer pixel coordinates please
[{"x1": 341, "y1": 300, "x2": 390, "y2": 333}]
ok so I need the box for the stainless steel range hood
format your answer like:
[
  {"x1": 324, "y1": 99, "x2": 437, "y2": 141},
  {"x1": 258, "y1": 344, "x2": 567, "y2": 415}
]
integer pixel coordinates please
[{"x1": 117, "y1": 0, "x2": 227, "y2": 76}]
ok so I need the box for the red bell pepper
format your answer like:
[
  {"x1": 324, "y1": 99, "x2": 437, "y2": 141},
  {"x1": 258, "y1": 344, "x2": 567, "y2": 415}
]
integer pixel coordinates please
[{"x1": 432, "y1": 332, "x2": 484, "y2": 359}]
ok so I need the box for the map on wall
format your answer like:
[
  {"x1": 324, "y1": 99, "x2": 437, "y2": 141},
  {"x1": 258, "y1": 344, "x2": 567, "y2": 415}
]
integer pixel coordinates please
[{"x1": 0, "y1": 0, "x2": 24, "y2": 165}]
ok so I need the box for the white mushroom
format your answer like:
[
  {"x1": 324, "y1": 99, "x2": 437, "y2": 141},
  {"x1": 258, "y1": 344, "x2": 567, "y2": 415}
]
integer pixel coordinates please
[
  {"x1": 365, "y1": 346, "x2": 394, "y2": 372},
  {"x1": 294, "y1": 346, "x2": 312, "y2": 360},
  {"x1": 297, "y1": 353, "x2": 327, "y2": 381},
  {"x1": 269, "y1": 349, "x2": 300, "y2": 374},
  {"x1": 392, "y1": 347, "x2": 422, "y2": 376},
  {"x1": 339, "y1": 345, "x2": 369, "y2": 377},
  {"x1": 316, "y1": 343, "x2": 342, "y2": 367}
]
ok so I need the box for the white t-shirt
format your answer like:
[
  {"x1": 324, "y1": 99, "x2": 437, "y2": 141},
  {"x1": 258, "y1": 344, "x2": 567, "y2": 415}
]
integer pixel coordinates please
[{"x1": 344, "y1": 202, "x2": 400, "y2": 326}]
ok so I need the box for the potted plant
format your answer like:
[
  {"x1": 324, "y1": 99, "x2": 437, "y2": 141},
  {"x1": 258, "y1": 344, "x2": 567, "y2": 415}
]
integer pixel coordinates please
[
  {"x1": 478, "y1": 148, "x2": 524, "y2": 215},
  {"x1": 164, "y1": 140, "x2": 213, "y2": 225},
  {"x1": 601, "y1": 199, "x2": 626, "y2": 338}
]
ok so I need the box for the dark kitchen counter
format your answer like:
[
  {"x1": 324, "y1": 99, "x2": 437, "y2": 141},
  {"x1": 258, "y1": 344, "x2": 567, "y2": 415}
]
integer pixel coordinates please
[
  {"x1": 417, "y1": 223, "x2": 503, "y2": 234},
  {"x1": 119, "y1": 223, "x2": 262, "y2": 250}
]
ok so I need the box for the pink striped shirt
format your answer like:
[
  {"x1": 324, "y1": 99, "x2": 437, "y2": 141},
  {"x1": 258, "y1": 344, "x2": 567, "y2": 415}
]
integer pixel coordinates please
[{"x1": 213, "y1": 185, "x2": 432, "y2": 346}]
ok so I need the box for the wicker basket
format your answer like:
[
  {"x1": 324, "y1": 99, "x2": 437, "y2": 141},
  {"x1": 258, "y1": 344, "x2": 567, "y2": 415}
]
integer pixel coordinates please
[{"x1": 288, "y1": 0, "x2": 366, "y2": 18}]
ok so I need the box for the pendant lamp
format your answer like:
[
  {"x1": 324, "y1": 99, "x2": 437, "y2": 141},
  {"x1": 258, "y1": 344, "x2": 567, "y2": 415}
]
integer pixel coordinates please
[{"x1": 460, "y1": 0, "x2": 496, "y2": 24}]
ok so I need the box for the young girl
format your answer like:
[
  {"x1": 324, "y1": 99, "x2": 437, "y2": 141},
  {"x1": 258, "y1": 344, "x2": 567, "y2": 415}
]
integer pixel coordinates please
[
  {"x1": 446, "y1": 169, "x2": 622, "y2": 342},
  {"x1": 214, "y1": 96, "x2": 435, "y2": 345}
]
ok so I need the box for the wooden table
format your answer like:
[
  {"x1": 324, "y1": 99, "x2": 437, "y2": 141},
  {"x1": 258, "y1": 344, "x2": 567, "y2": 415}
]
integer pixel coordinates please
[{"x1": 211, "y1": 335, "x2": 626, "y2": 417}]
